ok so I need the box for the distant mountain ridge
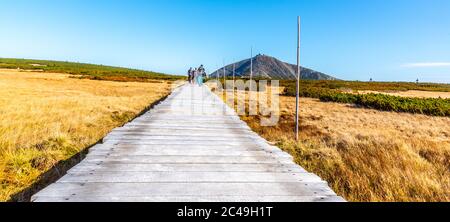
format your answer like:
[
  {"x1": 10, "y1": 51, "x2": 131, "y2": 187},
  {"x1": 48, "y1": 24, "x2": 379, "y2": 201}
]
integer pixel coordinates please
[{"x1": 210, "y1": 54, "x2": 338, "y2": 80}]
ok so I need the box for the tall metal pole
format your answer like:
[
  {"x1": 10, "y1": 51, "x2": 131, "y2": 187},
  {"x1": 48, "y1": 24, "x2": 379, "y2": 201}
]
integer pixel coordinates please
[
  {"x1": 233, "y1": 63, "x2": 235, "y2": 82},
  {"x1": 232, "y1": 62, "x2": 236, "y2": 94},
  {"x1": 216, "y1": 65, "x2": 219, "y2": 82},
  {"x1": 250, "y1": 47, "x2": 253, "y2": 90},
  {"x1": 295, "y1": 16, "x2": 301, "y2": 141},
  {"x1": 223, "y1": 59, "x2": 226, "y2": 83}
]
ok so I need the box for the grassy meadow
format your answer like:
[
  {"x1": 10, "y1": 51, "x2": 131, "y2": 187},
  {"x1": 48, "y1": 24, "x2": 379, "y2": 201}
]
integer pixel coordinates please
[
  {"x1": 218, "y1": 86, "x2": 450, "y2": 202},
  {"x1": 0, "y1": 58, "x2": 184, "y2": 81},
  {"x1": 0, "y1": 68, "x2": 172, "y2": 201}
]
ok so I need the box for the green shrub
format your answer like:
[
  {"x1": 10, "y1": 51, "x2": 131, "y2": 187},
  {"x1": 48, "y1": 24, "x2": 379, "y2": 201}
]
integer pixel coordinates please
[
  {"x1": 279, "y1": 80, "x2": 450, "y2": 117},
  {"x1": 319, "y1": 92, "x2": 450, "y2": 117},
  {"x1": 280, "y1": 79, "x2": 450, "y2": 93}
]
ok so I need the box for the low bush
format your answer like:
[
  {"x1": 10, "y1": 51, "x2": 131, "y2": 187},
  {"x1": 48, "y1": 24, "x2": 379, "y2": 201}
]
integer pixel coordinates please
[
  {"x1": 282, "y1": 83, "x2": 450, "y2": 117},
  {"x1": 319, "y1": 92, "x2": 450, "y2": 117}
]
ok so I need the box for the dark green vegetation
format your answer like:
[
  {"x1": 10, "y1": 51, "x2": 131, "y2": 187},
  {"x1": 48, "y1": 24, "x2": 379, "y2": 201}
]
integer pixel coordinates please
[
  {"x1": 281, "y1": 80, "x2": 450, "y2": 117},
  {"x1": 281, "y1": 80, "x2": 450, "y2": 93},
  {"x1": 0, "y1": 58, "x2": 184, "y2": 81},
  {"x1": 319, "y1": 92, "x2": 450, "y2": 117}
]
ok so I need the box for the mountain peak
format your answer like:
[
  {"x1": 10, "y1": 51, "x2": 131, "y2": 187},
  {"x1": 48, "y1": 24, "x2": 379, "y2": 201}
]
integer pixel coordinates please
[{"x1": 210, "y1": 54, "x2": 338, "y2": 80}]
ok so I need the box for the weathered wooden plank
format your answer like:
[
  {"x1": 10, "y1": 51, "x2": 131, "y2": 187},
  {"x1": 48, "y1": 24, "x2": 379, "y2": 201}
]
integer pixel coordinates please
[
  {"x1": 58, "y1": 171, "x2": 324, "y2": 183},
  {"x1": 103, "y1": 135, "x2": 256, "y2": 142},
  {"x1": 138, "y1": 114, "x2": 241, "y2": 120},
  {"x1": 33, "y1": 195, "x2": 345, "y2": 202},
  {"x1": 123, "y1": 124, "x2": 250, "y2": 130},
  {"x1": 106, "y1": 132, "x2": 256, "y2": 138},
  {"x1": 130, "y1": 120, "x2": 243, "y2": 125},
  {"x1": 101, "y1": 140, "x2": 263, "y2": 146},
  {"x1": 111, "y1": 128, "x2": 252, "y2": 134},
  {"x1": 33, "y1": 182, "x2": 336, "y2": 198},
  {"x1": 129, "y1": 120, "x2": 243, "y2": 124},
  {"x1": 67, "y1": 163, "x2": 307, "y2": 173},
  {"x1": 83, "y1": 155, "x2": 294, "y2": 164},
  {"x1": 89, "y1": 144, "x2": 267, "y2": 150},
  {"x1": 89, "y1": 149, "x2": 287, "y2": 157}
]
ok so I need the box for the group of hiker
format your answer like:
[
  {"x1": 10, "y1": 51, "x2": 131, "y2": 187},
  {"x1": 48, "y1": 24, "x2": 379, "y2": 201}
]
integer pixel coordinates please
[{"x1": 187, "y1": 65, "x2": 206, "y2": 86}]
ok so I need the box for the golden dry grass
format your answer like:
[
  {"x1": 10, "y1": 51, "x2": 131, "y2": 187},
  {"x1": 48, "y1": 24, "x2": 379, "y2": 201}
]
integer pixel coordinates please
[
  {"x1": 220, "y1": 88, "x2": 450, "y2": 202},
  {"x1": 0, "y1": 69, "x2": 171, "y2": 201}
]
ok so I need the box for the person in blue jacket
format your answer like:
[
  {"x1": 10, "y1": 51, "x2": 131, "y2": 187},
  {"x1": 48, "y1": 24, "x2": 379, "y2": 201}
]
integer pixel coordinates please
[{"x1": 196, "y1": 69, "x2": 203, "y2": 86}]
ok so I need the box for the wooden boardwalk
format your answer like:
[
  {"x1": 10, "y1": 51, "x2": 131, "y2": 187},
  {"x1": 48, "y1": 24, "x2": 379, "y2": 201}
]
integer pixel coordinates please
[{"x1": 32, "y1": 84, "x2": 344, "y2": 202}]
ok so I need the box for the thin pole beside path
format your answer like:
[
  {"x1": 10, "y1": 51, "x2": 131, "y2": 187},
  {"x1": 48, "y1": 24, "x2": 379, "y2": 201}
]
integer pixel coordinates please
[{"x1": 295, "y1": 16, "x2": 301, "y2": 141}]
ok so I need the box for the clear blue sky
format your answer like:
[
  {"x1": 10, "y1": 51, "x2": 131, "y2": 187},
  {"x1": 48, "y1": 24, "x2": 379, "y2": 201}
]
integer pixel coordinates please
[{"x1": 1, "y1": 0, "x2": 450, "y2": 82}]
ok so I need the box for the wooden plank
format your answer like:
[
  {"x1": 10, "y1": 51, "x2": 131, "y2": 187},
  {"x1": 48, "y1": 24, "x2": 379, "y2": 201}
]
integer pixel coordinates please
[
  {"x1": 89, "y1": 144, "x2": 267, "y2": 150},
  {"x1": 88, "y1": 149, "x2": 287, "y2": 157},
  {"x1": 118, "y1": 126, "x2": 251, "y2": 132},
  {"x1": 127, "y1": 117, "x2": 241, "y2": 122},
  {"x1": 67, "y1": 163, "x2": 307, "y2": 173},
  {"x1": 83, "y1": 155, "x2": 294, "y2": 164},
  {"x1": 123, "y1": 124, "x2": 250, "y2": 130},
  {"x1": 101, "y1": 140, "x2": 263, "y2": 146},
  {"x1": 58, "y1": 171, "x2": 324, "y2": 183},
  {"x1": 129, "y1": 122, "x2": 245, "y2": 127},
  {"x1": 103, "y1": 135, "x2": 255, "y2": 142},
  {"x1": 33, "y1": 195, "x2": 346, "y2": 202},
  {"x1": 135, "y1": 114, "x2": 237, "y2": 118},
  {"x1": 33, "y1": 182, "x2": 336, "y2": 198},
  {"x1": 111, "y1": 128, "x2": 252, "y2": 134},
  {"x1": 106, "y1": 132, "x2": 255, "y2": 138}
]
